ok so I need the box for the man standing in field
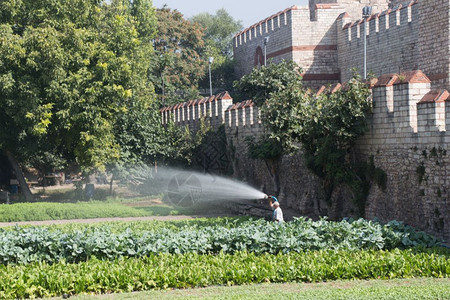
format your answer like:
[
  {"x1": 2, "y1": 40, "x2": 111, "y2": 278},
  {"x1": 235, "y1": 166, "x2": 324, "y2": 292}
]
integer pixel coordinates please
[{"x1": 268, "y1": 195, "x2": 284, "y2": 222}]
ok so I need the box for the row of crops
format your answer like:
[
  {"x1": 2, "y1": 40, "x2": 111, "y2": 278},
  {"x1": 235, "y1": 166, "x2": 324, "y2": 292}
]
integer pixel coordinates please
[
  {"x1": 0, "y1": 217, "x2": 442, "y2": 265},
  {"x1": 1, "y1": 249, "x2": 448, "y2": 298},
  {"x1": 0, "y1": 217, "x2": 448, "y2": 298}
]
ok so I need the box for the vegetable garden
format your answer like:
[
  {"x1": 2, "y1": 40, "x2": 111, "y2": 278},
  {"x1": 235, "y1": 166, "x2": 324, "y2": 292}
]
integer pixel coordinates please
[{"x1": 0, "y1": 217, "x2": 448, "y2": 298}]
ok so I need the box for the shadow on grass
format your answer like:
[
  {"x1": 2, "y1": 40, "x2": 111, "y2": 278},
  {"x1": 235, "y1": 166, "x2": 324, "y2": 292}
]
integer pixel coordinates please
[
  {"x1": 133, "y1": 206, "x2": 184, "y2": 216},
  {"x1": 31, "y1": 185, "x2": 148, "y2": 203},
  {"x1": 36, "y1": 189, "x2": 83, "y2": 203},
  {"x1": 31, "y1": 186, "x2": 110, "y2": 203},
  {"x1": 133, "y1": 201, "x2": 237, "y2": 217},
  {"x1": 22, "y1": 184, "x2": 249, "y2": 219}
]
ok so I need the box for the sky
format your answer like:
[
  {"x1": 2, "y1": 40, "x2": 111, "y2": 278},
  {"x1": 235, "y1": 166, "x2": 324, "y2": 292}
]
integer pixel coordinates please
[{"x1": 152, "y1": 0, "x2": 309, "y2": 28}]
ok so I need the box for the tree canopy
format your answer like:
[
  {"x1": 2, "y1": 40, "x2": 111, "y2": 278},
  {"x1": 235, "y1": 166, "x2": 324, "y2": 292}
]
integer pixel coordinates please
[
  {"x1": 150, "y1": 7, "x2": 206, "y2": 105},
  {"x1": 191, "y1": 9, "x2": 243, "y2": 93},
  {"x1": 234, "y1": 60, "x2": 307, "y2": 154},
  {"x1": 191, "y1": 8, "x2": 242, "y2": 58},
  {"x1": 236, "y1": 61, "x2": 375, "y2": 212},
  {"x1": 0, "y1": 0, "x2": 165, "y2": 174}
]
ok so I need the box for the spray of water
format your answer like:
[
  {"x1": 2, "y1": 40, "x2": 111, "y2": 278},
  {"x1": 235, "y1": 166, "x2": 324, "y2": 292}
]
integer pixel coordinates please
[{"x1": 128, "y1": 166, "x2": 266, "y2": 206}]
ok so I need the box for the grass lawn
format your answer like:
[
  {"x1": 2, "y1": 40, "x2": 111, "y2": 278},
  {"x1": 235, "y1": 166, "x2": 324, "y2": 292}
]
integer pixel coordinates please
[
  {"x1": 71, "y1": 278, "x2": 450, "y2": 300},
  {"x1": 0, "y1": 200, "x2": 225, "y2": 222},
  {"x1": 0, "y1": 184, "x2": 234, "y2": 222}
]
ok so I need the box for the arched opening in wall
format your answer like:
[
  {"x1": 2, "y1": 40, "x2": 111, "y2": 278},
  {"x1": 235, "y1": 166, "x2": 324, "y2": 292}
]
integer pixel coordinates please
[{"x1": 254, "y1": 46, "x2": 264, "y2": 67}]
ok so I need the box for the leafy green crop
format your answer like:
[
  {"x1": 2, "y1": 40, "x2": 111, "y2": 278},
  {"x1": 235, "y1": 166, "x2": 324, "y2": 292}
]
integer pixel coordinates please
[
  {"x1": 0, "y1": 249, "x2": 448, "y2": 298},
  {"x1": 0, "y1": 218, "x2": 443, "y2": 265}
]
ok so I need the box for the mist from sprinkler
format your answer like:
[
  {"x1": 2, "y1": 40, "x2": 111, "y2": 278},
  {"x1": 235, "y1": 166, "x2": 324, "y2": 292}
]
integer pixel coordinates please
[{"x1": 126, "y1": 165, "x2": 267, "y2": 206}]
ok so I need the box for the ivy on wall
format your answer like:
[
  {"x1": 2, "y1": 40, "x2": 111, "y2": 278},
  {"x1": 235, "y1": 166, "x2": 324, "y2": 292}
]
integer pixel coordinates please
[{"x1": 236, "y1": 62, "x2": 386, "y2": 216}]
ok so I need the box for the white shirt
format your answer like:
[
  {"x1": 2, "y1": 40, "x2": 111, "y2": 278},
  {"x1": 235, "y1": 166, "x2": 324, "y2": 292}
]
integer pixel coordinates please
[{"x1": 273, "y1": 207, "x2": 284, "y2": 222}]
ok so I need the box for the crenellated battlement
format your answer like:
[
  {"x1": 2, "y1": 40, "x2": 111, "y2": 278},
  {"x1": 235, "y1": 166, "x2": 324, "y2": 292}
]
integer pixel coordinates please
[
  {"x1": 233, "y1": 3, "x2": 353, "y2": 83},
  {"x1": 234, "y1": 1, "x2": 450, "y2": 91},
  {"x1": 161, "y1": 70, "x2": 450, "y2": 143},
  {"x1": 337, "y1": 1, "x2": 425, "y2": 88},
  {"x1": 233, "y1": 6, "x2": 297, "y2": 49},
  {"x1": 160, "y1": 91, "x2": 233, "y2": 130},
  {"x1": 233, "y1": 0, "x2": 393, "y2": 49},
  {"x1": 366, "y1": 70, "x2": 449, "y2": 144},
  {"x1": 341, "y1": 1, "x2": 418, "y2": 42}
]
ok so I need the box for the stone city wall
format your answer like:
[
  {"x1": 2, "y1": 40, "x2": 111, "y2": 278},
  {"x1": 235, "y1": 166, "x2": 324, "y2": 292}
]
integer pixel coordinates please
[
  {"x1": 160, "y1": 91, "x2": 233, "y2": 131},
  {"x1": 309, "y1": 0, "x2": 390, "y2": 21},
  {"x1": 233, "y1": 7, "x2": 295, "y2": 79},
  {"x1": 290, "y1": 4, "x2": 344, "y2": 87},
  {"x1": 337, "y1": 2, "x2": 420, "y2": 83},
  {"x1": 233, "y1": 4, "x2": 351, "y2": 88},
  {"x1": 161, "y1": 70, "x2": 450, "y2": 241},
  {"x1": 417, "y1": 0, "x2": 450, "y2": 90},
  {"x1": 234, "y1": 0, "x2": 450, "y2": 91},
  {"x1": 338, "y1": 0, "x2": 450, "y2": 91},
  {"x1": 233, "y1": 1, "x2": 394, "y2": 88},
  {"x1": 355, "y1": 70, "x2": 449, "y2": 240}
]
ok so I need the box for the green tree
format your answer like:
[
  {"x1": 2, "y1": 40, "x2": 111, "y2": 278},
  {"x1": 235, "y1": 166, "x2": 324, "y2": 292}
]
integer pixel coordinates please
[
  {"x1": 234, "y1": 60, "x2": 306, "y2": 195},
  {"x1": 1, "y1": 0, "x2": 215, "y2": 198},
  {"x1": 151, "y1": 7, "x2": 206, "y2": 104},
  {"x1": 235, "y1": 60, "x2": 306, "y2": 154},
  {"x1": 0, "y1": 0, "x2": 158, "y2": 176},
  {"x1": 191, "y1": 9, "x2": 242, "y2": 93},
  {"x1": 296, "y1": 75, "x2": 373, "y2": 213},
  {"x1": 235, "y1": 61, "x2": 373, "y2": 214},
  {"x1": 191, "y1": 8, "x2": 242, "y2": 58}
]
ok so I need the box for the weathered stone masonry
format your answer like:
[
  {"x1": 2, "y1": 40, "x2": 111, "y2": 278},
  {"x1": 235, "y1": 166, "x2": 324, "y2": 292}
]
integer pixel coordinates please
[
  {"x1": 338, "y1": 0, "x2": 450, "y2": 90},
  {"x1": 337, "y1": 3, "x2": 420, "y2": 85},
  {"x1": 161, "y1": 0, "x2": 450, "y2": 240},
  {"x1": 161, "y1": 70, "x2": 450, "y2": 240},
  {"x1": 356, "y1": 71, "x2": 450, "y2": 241},
  {"x1": 227, "y1": 0, "x2": 450, "y2": 240},
  {"x1": 234, "y1": 0, "x2": 450, "y2": 91}
]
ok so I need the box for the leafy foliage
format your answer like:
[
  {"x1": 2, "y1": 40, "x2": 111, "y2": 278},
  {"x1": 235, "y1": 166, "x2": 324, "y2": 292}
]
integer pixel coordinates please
[
  {"x1": 191, "y1": 9, "x2": 242, "y2": 58},
  {"x1": 0, "y1": 0, "x2": 161, "y2": 173},
  {"x1": 246, "y1": 135, "x2": 283, "y2": 160},
  {"x1": 0, "y1": 249, "x2": 448, "y2": 298},
  {"x1": 162, "y1": 116, "x2": 213, "y2": 166},
  {"x1": 298, "y1": 75, "x2": 372, "y2": 177},
  {"x1": 234, "y1": 61, "x2": 306, "y2": 194},
  {"x1": 234, "y1": 60, "x2": 304, "y2": 106},
  {"x1": 234, "y1": 60, "x2": 306, "y2": 154},
  {"x1": 150, "y1": 7, "x2": 206, "y2": 104},
  {"x1": 191, "y1": 9, "x2": 243, "y2": 92},
  {"x1": 0, "y1": 218, "x2": 442, "y2": 265},
  {"x1": 34, "y1": 217, "x2": 252, "y2": 234},
  {"x1": 235, "y1": 62, "x2": 376, "y2": 213},
  {"x1": 113, "y1": 104, "x2": 164, "y2": 165}
]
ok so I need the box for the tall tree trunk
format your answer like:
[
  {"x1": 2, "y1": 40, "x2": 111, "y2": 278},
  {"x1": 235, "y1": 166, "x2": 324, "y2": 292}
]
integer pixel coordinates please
[
  {"x1": 109, "y1": 173, "x2": 114, "y2": 196},
  {"x1": 5, "y1": 150, "x2": 33, "y2": 201}
]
